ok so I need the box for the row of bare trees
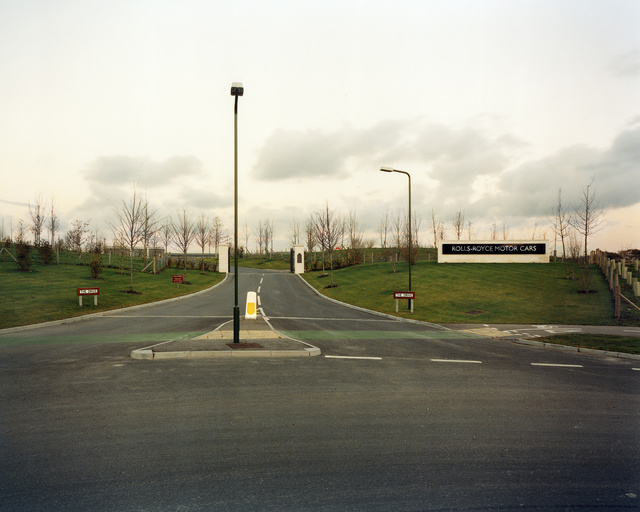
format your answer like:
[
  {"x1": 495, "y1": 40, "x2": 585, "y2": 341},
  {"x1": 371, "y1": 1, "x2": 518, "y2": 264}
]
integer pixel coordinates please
[
  {"x1": 0, "y1": 195, "x2": 62, "y2": 248},
  {"x1": 551, "y1": 179, "x2": 605, "y2": 291},
  {"x1": 110, "y1": 186, "x2": 227, "y2": 292}
]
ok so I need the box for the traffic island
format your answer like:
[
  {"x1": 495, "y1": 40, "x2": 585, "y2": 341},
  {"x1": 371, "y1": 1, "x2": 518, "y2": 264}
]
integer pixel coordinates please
[{"x1": 131, "y1": 317, "x2": 320, "y2": 359}]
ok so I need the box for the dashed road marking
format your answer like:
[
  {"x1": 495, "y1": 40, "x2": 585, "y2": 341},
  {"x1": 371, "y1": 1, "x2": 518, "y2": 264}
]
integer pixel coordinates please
[
  {"x1": 431, "y1": 359, "x2": 482, "y2": 364},
  {"x1": 325, "y1": 355, "x2": 383, "y2": 360},
  {"x1": 531, "y1": 363, "x2": 583, "y2": 368}
]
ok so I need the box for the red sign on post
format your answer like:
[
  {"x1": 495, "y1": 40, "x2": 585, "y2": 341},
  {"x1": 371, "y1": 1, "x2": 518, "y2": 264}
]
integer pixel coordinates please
[
  {"x1": 77, "y1": 288, "x2": 100, "y2": 296},
  {"x1": 393, "y1": 291, "x2": 415, "y2": 313},
  {"x1": 172, "y1": 275, "x2": 184, "y2": 284},
  {"x1": 77, "y1": 288, "x2": 99, "y2": 306}
]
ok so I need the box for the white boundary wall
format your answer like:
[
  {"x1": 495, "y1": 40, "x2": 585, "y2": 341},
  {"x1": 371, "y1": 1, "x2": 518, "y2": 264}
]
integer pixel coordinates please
[{"x1": 438, "y1": 240, "x2": 549, "y2": 263}]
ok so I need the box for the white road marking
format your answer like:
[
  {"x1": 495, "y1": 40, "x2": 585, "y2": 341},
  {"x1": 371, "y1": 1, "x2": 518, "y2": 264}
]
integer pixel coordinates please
[
  {"x1": 260, "y1": 277, "x2": 264, "y2": 284},
  {"x1": 325, "y1": 355, "x2": 382, "y2": 360},
  {"x1": 268, "y1": 316, "x2": 407, "y2": 322},
  {"x1": 632, "y1": 368, "x2": 640, "y2": 371},
  {"x1": 430, "y1": 359, "x2": 482, "y2": 364},
  {"x1": 625, "y1": 329, "x2": 640, "y2": 333},
  {"x1": 531, "y1": 363, "x2": 583, "y2": 368},
  {"x1": 257, "y1": 286, "x2": 261, "y2": 293},
  {"x1": 257, "y1": 296, "x2": 261, "y2": 306},
  {"x1": 108, "y1": 315, "x2": 228, "y2": 318}
]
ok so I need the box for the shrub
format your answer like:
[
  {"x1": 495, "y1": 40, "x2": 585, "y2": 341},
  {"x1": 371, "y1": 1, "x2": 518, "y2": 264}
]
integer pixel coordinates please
[
  {"x1": 89, "y1": 249, "x2": 103, "y2": 279},
  {"x1": 38, "y1": 241, "x2": 55, "y2": 265},
  {"x1": 16, "y1": 242, "x2": 32, "y2": 272}
]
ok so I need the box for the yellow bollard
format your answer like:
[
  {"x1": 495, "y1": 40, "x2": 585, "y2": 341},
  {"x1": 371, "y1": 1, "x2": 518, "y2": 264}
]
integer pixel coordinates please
[{"x1": 245, "y1": 291, "x2": 258, "y2": 320}]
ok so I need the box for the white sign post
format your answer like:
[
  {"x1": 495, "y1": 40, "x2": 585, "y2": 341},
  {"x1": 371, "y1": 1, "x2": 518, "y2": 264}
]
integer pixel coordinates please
[{"x1": 394, "y1": 291, "x2": 415, "y2": 313}]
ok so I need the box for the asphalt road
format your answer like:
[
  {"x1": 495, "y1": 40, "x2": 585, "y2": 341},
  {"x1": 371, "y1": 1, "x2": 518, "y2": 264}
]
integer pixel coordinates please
[{"x1": 1, "y1": 268, "x2": 639, "y2": 511}]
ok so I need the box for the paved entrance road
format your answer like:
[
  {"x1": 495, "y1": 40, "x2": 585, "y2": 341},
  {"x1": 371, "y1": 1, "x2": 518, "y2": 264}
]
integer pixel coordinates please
[{"x1": 1, "y1": 268, "x2": 639, "y2": 511}]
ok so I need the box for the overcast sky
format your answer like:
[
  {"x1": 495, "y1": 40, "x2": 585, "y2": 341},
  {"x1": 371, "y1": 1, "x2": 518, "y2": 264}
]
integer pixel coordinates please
[{"x1": 1, "y1": 0, "x2": 639, "y2": 252}]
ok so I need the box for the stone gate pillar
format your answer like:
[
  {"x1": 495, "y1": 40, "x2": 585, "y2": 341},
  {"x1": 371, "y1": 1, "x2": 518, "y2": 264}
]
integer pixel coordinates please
[
  {"x1": 294, "y1": 245, "x2": 305, "y2": 274},
  {"x1": 218, "y1": 244, "x2": 230, "y2": 273}
]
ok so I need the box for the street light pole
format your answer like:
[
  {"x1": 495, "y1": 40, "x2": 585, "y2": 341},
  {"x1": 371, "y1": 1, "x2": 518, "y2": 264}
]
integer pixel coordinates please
[
  {"x1": 380, "y1": 167, "x2": 412, "y2": 310},
  {"x1": 231, "y1": 82, "x2": 244, "y2": 343}
]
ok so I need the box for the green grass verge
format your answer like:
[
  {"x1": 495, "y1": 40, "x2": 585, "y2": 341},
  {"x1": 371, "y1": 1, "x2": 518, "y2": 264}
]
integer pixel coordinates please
[
  {"x1": 0, "y1": 261, "x2": 225, "y2": 329},
  {"x1": 540, "y1": 334, "x2": 640, "y2": 355},
  {"x1": 301, "y1": 261, "x2": 639, "y2": 326},
  {"x1": 237, "y1": 257, "x2": 291, "y2": 270}
]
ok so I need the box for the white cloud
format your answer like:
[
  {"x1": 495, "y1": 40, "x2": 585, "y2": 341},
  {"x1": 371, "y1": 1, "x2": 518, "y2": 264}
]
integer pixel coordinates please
[{"x1": 609, "y1": 49, "x2": 640, "y2": 77}]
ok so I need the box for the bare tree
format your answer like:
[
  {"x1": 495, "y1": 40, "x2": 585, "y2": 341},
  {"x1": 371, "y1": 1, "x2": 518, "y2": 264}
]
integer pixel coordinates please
[
  {"x1": 501, "y1": 222, "x2": 510, "y2": 241},
  {"x1": 243, "y1": 222, "x2": 250, "y2": 257},
  {"x1": 158, "y1": 218, "x2": 173, "y2": 255},
  {"x1": 171, "y1": 208, "x2": 196, "y2": 278},
  {"x1": 466, "y1": 220, "x2": 474, "y2": 240},
  {"x1": 550, "y1": 188, "x2": 572, "y2": 278},
  {"x1": 254, "y1": 220, "x2": 265, "y2": 256},
  {"x1": 110, "y1": 187, "x2": 144, "y2": 292},
  {"x1": 265, "y1": 219, "x2": 274, "y2": 256},
  {"x1": 401, "y1": 211, "x2": 421, "y2": 265},
  {"x1": 209, "y1": 216, "x2": 225, "y2": 256},
  {"x1": 65, "y1": 220, "x2": 91, "y2": 258},
  {"x1": 346, "y1": 210, "x2": 364, "y2": 266},
  {"x1": 531, "y1": 219, "x2": 538, "y2": 240},
  {"x1": 304, "y1": 216, "x2": 316, "y2": 262},
  {"x1": 430, "y1": 208, "x2": 444, "y2": 248},
  {"x1": 570, "y1": 178, "x2": 605, "y2": 292},
  {"x1": 16, "y1": 219, "x2": 27, "y2": 244},
  {"x1": 29, "y1": 193, "x2": 47, "y2": 246},
  {"x1": 195, "y1": 213, "x2": 210, "y2": 272},
  {"x1": 289, "y1": 218, "x2": 301, "y2": 247},
  {"x1": 452, "y1": 210, "x2": 464, "y2": 240},
  {"x1": 48, "y1": 196, "x2": 60, "y2": 248},
  {"x1": 378, "y1": 209, "x2": 390, "y2": 249},
  {"x1": 378, "y1": 208, "x2": 392, "y2": 265},
  {"x1": 140, "y1": 194, "x2": 158, "y2": 265},
  {"x1": 314, "y1": 201, "x2": 344, "y2": 287}
]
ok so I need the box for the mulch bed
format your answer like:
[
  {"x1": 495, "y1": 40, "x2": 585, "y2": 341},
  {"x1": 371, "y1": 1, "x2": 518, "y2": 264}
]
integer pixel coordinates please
[{"x1": 226, "y1": 343, "x2": 264, "y2": 349}]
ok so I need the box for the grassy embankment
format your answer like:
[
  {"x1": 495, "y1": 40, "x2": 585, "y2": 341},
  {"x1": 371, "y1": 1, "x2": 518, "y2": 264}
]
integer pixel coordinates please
[
  {"x1": 0, "y1": 257, "x2": 225, "y2": 329},
  {"x1": 301, "y1": 260, "x2": 640, "y2": 354}
]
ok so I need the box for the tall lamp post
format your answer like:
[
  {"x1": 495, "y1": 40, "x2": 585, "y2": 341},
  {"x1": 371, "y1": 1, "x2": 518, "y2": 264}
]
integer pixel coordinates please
[
  {"x1": 231, "y1": 82, "x2": 244, "y2": 343},
  {"x1": 380, "y1": 166, "x2": 412, "y2": 310}
]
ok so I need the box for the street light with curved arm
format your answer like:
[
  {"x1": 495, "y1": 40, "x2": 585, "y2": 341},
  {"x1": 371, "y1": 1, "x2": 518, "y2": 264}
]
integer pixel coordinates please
[{"x1": 380, "y1": 167, "x2": 412, "y2": 310}]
